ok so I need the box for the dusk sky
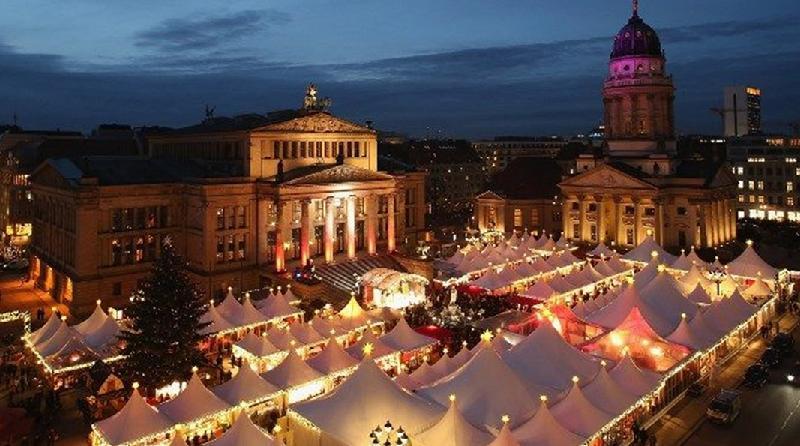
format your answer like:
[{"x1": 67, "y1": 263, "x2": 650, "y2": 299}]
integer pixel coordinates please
[{"x1": 1, "y1": 0, "x2": 798, "y2": 138}]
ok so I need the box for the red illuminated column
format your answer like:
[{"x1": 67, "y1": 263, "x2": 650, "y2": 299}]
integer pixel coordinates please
[
  {"x1": 346, "y1": 195, "x2": 357, "y2": 259},
  {"x1": 387, "y1": 193, "x2": 396, "y2": 252},
  {"x1": 366, "y1": 193, "x2": 377, "y2": 255},
  {"x1": 300, "y1": 199, "x2": 312, "y2": 266},
  {"x1": 324, "y1": 196, "x2": 335, "y2": 263}
]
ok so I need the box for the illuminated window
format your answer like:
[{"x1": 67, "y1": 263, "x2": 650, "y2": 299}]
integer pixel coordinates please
[
  {"x1": 788, "y1": 182, "x2": 794, "y2": 192},
  {"x1": 757, "y1": 181, "x2": 764, "y2": 190},
  {"x1": 758, "y1": 196, "x2": 765, "y2": 204},
  {"x1": 736, "y1": 166, "x2": 744, "y2": 175},
  {"x1": 513, "y1": 208, "x2": 523, "y2": 228},
  {"x1": 737, "y1": 180, "x2": 744, "y2": 189},
  {"x1": 749, "y1": 195, "x2": 755, "y2": 203},
  {"x1": 788, "y1": 197, "x2": 795, "y2": 206},
  {"x1": 748, "y1": 181, "x2": 755, "y2": 190},
  {"x1": 531, "y1": 209, "x2": 540, "y2": 225},
  {"x1": 738, "y1": 195, "x2": 745, "y2": 203}
]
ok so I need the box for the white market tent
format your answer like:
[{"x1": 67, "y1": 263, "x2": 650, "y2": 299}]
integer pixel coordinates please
[
  {"x1": 289, "y1": 359, "x2": 443, "y2": 446},
  {"x1": 256, "y1": 291, "x2": 304, "y2": 321},
  {"x1": 550, "y1": 379, "x2": 613, "y2": 438},
  {"x1": 513, "y1": 399, "x2": 585, "y2": 446},
  {"x1": 212, "y1": 362, "x2": 281, "y2": 407},
  {"x1": 306, "y1": 340, "x2": 359, "y2": 376},
  {"x1": 726, "y1": 243, "x2": 777, "y2": 279},
  {"x1": 234, "y1": 332, "x2": 281, "y2": 358},
  {"x1": 417, "y1": 347, "x2": 538, "y2": 431},
  {"x1": 638, "y1": 271, "x2": 698, "y2": 336},
  {"x1": 265, "y1": 327, "x2": 303, "y2": 352},
  {"x1": 520, "y1": 281, "x2": 556, "y2": 301},
  {"x1": 581, "y1": 365, "x2": 639, "y2": 415},
  {"x1": 503, "y1": 321, "x2": 601, "y2": 392},
  {"x1": 416, "y1": 397, "x2": 493, "y2": 446},
  {"x1": 622, "y1": 236, "x2": 676, "y2": 264},
  {"x1": 743, "y1": 276, "x2": 774, "y2": 299},
  {"x1": 608, "y1": 356, "x2": 662, "y2": 398},
  {"x1": 261, "y1": 350, "x2": 324, "y2": 392},
  {"x1": 93, "y1": 387, "x2": 173, "y2": 446},
  {"x1": 158, "y1": 373, "x2": 230, "y2": 424},
  {"x1": 680, "y1": 264, "x2": 713, "y2": 294},
  {"x1": 205, "y1": 412, "x2": 278, "y2": 446},
  {"x1": 666, "y1": 315, "x2": 710, "y2": 351},
  {"x1": 687, "y1": 284, "x2": 713, "y2": 306},
  {"x1": 488, "y1": 422, "x2": 522, "y2": 446},
  {"x1": 346, "y1": 329, "x2": 396, "y2": 361},
  {"x1": 588, "y1": 242, "x2": 615, "y2": 258},
  {"x1": 215, "y1": 291, "x2": 248, "y2": 327},
  {"x1": 30, "y1": 312, "x2": 62, "y2": 346},
  {"x1": 670, "y1": 250, "x2": 692, "y2": 271},
  {"x1": 380, "y1": 318, "x2": 438, "y2": 352},
  {"x1": 200, "y1": 304, "x2": 235, "y2": 335}
]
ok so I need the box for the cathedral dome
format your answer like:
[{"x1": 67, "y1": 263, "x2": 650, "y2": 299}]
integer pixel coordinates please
[{"x1": 610, "y1": 12, "x2": 662, "y2": 59}]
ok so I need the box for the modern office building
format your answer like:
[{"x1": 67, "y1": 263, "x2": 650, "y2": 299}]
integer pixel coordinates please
[
  {"x1": 471, "y1": 137, "x2": 568, "y2": 175},
  {"x1": 723, "y1": 86, "x2": 762, "y2": 137},
  {"x1": 728, "y1": 136, "x2": 800, "y2": 221}
]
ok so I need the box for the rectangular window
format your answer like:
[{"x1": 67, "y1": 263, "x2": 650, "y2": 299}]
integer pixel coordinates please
[
  {"x1": 644, "y1": 207, "x2": 656, "y2": 217},
  {"x1": 757, "y1": 180, "x2": 764, "y2": 190},
  {"x1": 737, "y1": 180, "x2": 744, "y2": 189},
  {"x1": 227, "y1": 235, "x2": 235, "y2": 260},
  {"x1": 626, "y1": 228, "x2": 634, "y2": 245},
  {"x1": 789, "y1": 197, "x2": 795, "y2": 206},
  {"x1": 216, "y1": 238, "x2": 224, "y2": 262},
  {"x1": 237, "y1": 236, "x2": 246, "y2": 260},
  {"x1": 572, "y1": 223, "x2": 580, "y2": 239},
  {"x1": 227, "y1": 207, "x2": 236, "y2": 229},
  {"x1": 112, "y1": 282, "x2": 122, "y2": 296},
  {"x1": 624, "y1": 206, "x2": 635, "y2": 216},
  {"x1": 237, "y1": 206, "x2": 246, "y2": 228},
  {"x1": 272, "y1": 141, "x2": 280, "y2": 159},
  {"x1": 788, "y1": 182, "x2": 794, "y2": 192},
  {"x1": 216, "y1": 208, "x2": 225, "y2": 230},
  {"x1": 748, "y1": 180, "x2": 755, "y2": 190},
  {"x1": 513, "y1": 208, "x2": 523, "y2": 228},
  {"x1": 677, "y1": 207, "x2": 687, "y2": 216},
  {"x1": 531, "y1": 208, "x2": 540, "y2": 225}
]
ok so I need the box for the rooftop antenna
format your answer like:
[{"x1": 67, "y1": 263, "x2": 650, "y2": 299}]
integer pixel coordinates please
[{"x1": 633, "y1": 0, "x2": 639, "y2": 17}]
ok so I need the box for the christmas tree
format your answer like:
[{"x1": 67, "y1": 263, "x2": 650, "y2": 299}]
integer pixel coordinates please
[{"x1": 120, "y1": 237, "x2": 209, "y2": 390}]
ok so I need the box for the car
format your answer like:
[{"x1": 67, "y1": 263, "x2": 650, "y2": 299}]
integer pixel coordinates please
[
  {"x1": 771, "y1": 332, "x2": 795, "y2": 355},
  {"x1": 706, "y1": 389, "x2": 742, "y2": 424},
  {"x1": 760, "y1": 347, "x2": 782, "y2": 368},
  {"x1": 787, "y1": 361, "x2": 800, "y2": 385},
  {"x1": 743, "y1": 364, "x2": 769, "y2": 388},
  {"x1": 687, "y1": 381, "x2": 708, "y2": 397}
]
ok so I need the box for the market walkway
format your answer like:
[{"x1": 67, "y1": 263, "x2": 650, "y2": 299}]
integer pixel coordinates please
[
  {"x1": 648, "y1": 312, "x2": 799, "y2": 445},
  {"x1": 0, "y1": 273, "x2": 68, "y2": 325}
]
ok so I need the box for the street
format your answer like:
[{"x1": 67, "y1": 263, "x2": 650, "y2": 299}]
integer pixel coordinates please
[{"x1": 650, "y1": 313, "x2": 800, "y2": 446}]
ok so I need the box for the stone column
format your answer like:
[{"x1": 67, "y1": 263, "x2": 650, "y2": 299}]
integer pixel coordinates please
[
  {"x1": 324, "y1": 196, "x2": 335, "y2": 263},
  {"x1": 257, "y1": 200, "x2": 268, "y2": 266},
  {"x1": 630, "y1": 200, "x2": 639, "y2": 245},
  {"x1": 346, "y1": 195, "x2": 357, "y2": 259},
  {"x1": 274, "y1": 200, "x2": 290, "y2": 272},
  {"x1": 387, "y1": 193, "x2": 396, "y2": 252},
  {"x1": 562, "y1": 199, "x2": 571, "y2": 239},
  {"x1": 687, "y1": 202, "x2": 699, "y2": 247},
  {"x1": 654, "y1": 200, "x2": 664, "y2": 246},
  {"x1": 300, "y1": 199, "x2": 312, "y2": 266},
  {"x1": 366, "y1": 193, "x2": 378, "y2": 255},
  {"x1": 700, "y1": 203, "x2": 712, "y2": 248},
  {"x1": 614, "y1": 198, "x2": 624, "y2": 245},
  {"x1": 578, "y1": 198, "x2": 587, "y2": 242},
  {"x1": 598, "y1": 198, "x2": 606, "y2": 243},
  {"x1": 709, "y1": 200, "x2": 718, "y2": 247}
]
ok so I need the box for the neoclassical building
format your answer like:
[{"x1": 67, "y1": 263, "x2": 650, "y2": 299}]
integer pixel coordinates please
[
  {"x1": 29, "y1": 87, "x2": 426, "y2": 316},
  {"x1": 559, "y1": 3, "x2": 736, "y2": 250}
]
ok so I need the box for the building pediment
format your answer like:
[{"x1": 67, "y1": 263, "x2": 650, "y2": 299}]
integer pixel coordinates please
[
  {"x1": 708, "y1": 165, "x2": 737, "y2": 189},
  {"x1": 283, "y1": 164, "x2": 394, "y2": 186},
  {"x1": 559, "y1": 164, "x2": 656, "y2": 191},
  {"x1": 256, "y1": 112, "x2": 374, "y2": 134},
  {"x1": 476, "y1": 190, "x2": 505, "y2": 201}
]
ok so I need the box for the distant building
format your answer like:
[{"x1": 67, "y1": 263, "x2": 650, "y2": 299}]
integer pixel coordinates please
[
  {"x1": 471, "y1": 136, "x2": 568, "y2": 175},
  {"x1": 0, "y1": 128, "x2": 137, "y2": 247},
  {"x1": 29, "y1": 86, "x2": 426, "y2": 315},
  {"x1": 723, "y1": 86, "x2": 762, "y2": 137},
  {"x1": 475, "y1": 158, "x2": 565, "y2": 236},
  {"x1": 728, "y1": 135, "x2": 800, "y2": 221},
  {"x1": 380, "y1": 138, "x2": 485, "y2": 228}
]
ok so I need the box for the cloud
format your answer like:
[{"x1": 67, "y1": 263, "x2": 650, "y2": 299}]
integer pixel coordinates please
[
  {"x1": 135, "y1": 9, "x2": 290, "y2": 53},
  {"x1": 1, "y1": 14, "x2": 799, "y2": 138}
]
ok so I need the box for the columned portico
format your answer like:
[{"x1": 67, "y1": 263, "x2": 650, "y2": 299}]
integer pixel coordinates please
[{"x1": 275, "y1": 200, "x2": 290, "y2": 272}]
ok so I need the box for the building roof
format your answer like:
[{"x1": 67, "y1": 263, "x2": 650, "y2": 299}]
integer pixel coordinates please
[
  {"x1": 10, "y1": 138, "x2": 140, "y2": 172},
  {"x1": 484, "y1": 158, "x2": 563, "y2": 200},
  {"x1": 38, "y1": 156, "x2": 241, "y2": 187},
  {"x1": 611, "y1": 11, "x2": 663, "y2": 59}
]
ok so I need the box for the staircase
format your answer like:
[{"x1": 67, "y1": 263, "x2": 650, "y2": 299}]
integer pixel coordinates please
[{"x1": 315, "y1": 255, "x2": 407, "y2": 293}]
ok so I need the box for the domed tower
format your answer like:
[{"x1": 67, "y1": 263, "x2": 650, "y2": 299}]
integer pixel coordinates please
[{"x1": 604, "y1": 1, "x2": 676, "y2": 158}]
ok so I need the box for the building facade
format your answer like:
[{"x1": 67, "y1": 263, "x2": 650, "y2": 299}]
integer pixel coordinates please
[
  {"x1": 380, "y1": 138, "x2": 486, "y2": 227},
  {"x1": 29, "y1": 88, "x2": 427, "y2": 316},
  {"x1": 723, "y1": 86, "x2": 762, "y2": 138},
  {"x1": 474, "y1": 158, "x2": 564, "y2": 236},
  {"x1": 559, "y1": 3, "x2": 737, "y2": 250},
  {"x1": 728, "y1": 136, "x2": 800, "y2": 221},
  {"x1": 472, "y1": 137, "x2": 568, "y2": 175}
]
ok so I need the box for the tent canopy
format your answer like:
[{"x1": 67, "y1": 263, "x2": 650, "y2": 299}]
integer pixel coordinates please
[
  {"x1": 726, "y1": 243, "x2": 777, "y2": 278},
  {"x1": 94, "y1": 388, "x2": 172, "y2": 446},
  {"x1": 158, "y1": 373, "x2": 230, "y2": 424}
]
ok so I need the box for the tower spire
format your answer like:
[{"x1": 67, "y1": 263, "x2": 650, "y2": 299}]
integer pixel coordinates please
[{"x1": 633, "y1": 0, "x2": 639, "y2": 17}]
